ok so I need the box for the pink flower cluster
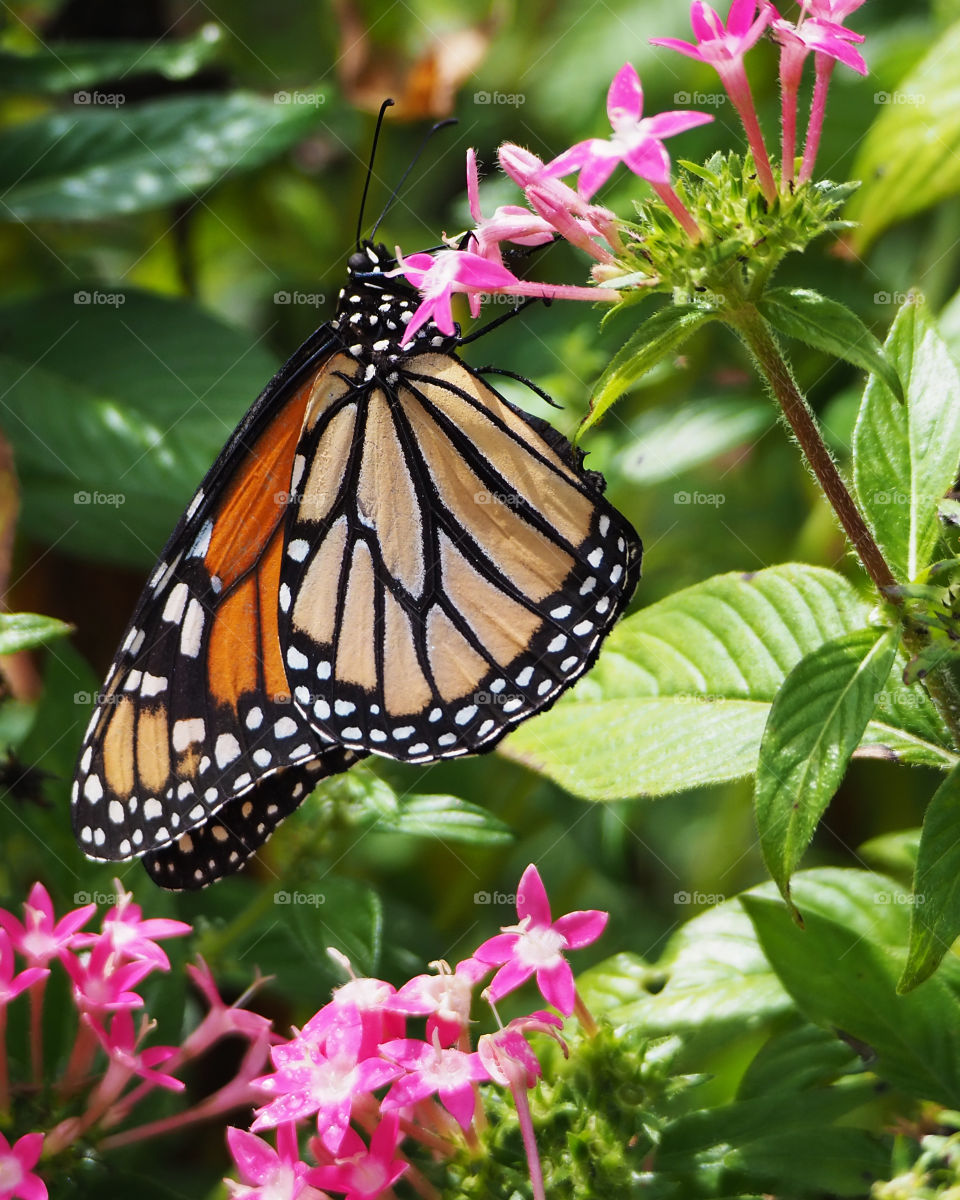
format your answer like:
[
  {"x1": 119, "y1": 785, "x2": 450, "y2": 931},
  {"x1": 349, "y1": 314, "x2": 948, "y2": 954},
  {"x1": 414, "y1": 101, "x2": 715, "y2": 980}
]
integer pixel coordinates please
[
  {"x1": 226, "y1": 864, "x2": 608, "y2": 1200},
  {"x1": 392, "y1": 0, "x2": 868, "y2": 333},
  {"x1": 0, "y1": 882, "x2": 274, "y2": 1198}
]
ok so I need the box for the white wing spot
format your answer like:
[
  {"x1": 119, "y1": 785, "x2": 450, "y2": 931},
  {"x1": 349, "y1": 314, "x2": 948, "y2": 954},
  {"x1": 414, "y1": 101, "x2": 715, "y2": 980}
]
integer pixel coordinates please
[
  {"x1": 180, "y1": 599, "x2": 205, "y2": 658},
  {"x1": 215, "y1": 733, "x2": 241, "y2": 768},
  {"x1": 287, "y1": 646, "x2": 308, "y2": 670},
  {"x1": 83, "y1": 775, "x2": 103, "y2": 802},
  {"x1": 173, "y1": 718, "x2": 205, "y2": 751},
  {"x1": 288, "y1": 539, "x2": 310, "y2": 562},
  {"x1": 163, "y1": 581, "x2": 189, "y2": 623}
]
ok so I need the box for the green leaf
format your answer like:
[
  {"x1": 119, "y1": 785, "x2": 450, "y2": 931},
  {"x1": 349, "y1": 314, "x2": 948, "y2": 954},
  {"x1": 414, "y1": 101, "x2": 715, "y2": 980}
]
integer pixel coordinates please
[
  {"x1": 0, "y1": 289, "x2": 280, "y2": 567},
  {"x1": 500, "y1": 565, "x2": 955, "y2": 800},
  {"x1": 0, "y1": 90, "x2": 328, "y2": 222},
  {"x1": 736, "y1": 1021, "x2": 860, "y2": 1101},
  {"x1": 654, "y1": 1084, "x2": 889, "y2": 1198},
  {"x1": 847, "y1": 19, "x2": 960, "y2": 251},
  {"x1": 375, "y1": 793, "x2": 514, "y2": 845},
  {"x1": 0, "y1": 612, "x2": 72, "y2": 654},
  {"x1": 853, "y1": 297, "x2": 960, "y2": 582},
  {"x1": 858, "y1": 828, "x2": 920, "y2": 882},
  {"x1": 0, "y1": 25, "x2": 222, "y2": 93},
  {"x1": 755, "y1": 627, "x2": 899, "y2": 905},
  {"x1": 759, "y1": 287, "x2": 903, "y2": 401},
  {"x1": 742, "y1": 868, "x2": 960, "y2": 1108},
  {"x1": 615, "y1": 394, "x2": 773, "y2": 485},
  {"x1": 901, "y1": 763, "x2": 960, "y2": 989},
  {"x1": 580, "y1": 304, "x2": 712, "y2": 437}
]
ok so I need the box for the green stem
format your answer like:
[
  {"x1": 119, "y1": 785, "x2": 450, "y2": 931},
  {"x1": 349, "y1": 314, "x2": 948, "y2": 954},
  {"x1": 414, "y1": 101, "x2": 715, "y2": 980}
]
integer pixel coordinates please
[{"x1": 729, "y1": 302, "x2": 960, "y2": 750}]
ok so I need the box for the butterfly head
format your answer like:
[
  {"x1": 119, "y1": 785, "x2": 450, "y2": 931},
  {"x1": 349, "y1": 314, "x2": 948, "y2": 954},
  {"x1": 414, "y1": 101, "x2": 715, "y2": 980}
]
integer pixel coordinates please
[{"x1": 334, "y1": 239, "x2": 457, "y2": 363}]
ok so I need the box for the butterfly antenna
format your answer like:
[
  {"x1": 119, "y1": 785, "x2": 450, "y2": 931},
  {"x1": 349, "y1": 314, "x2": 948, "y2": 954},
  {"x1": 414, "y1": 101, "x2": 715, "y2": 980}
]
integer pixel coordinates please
[
  {"x1": 356, "y1": 99, "x2": 396, "y2": 251},
  {"x1": 369, "y1": 116, "x2": 458, "y2": 242}
]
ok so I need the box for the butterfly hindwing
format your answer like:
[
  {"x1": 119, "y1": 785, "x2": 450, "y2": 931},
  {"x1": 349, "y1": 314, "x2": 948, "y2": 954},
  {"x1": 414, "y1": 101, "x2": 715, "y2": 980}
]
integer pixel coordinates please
[{"x1": 141, "y1": 751, "x2": 358, "y2": 890}]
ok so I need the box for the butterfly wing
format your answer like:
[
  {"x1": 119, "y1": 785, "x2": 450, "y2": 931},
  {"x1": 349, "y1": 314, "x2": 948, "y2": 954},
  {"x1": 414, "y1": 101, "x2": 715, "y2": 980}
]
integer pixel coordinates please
[
  {"x1": 278, "y1": 349, "x2": 641, "y2": 763},
  {"x1": 72, "y1": 331, "x2": 365, "y2": 870},
  {"x1": 141, "y1": 752, "x2": 356, "y2": 889}
]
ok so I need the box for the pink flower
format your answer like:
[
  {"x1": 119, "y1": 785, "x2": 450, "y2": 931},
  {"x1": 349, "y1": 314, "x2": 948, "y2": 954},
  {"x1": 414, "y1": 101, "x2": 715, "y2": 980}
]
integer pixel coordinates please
[
  {"x1": 390, "y1": 248, "x2": 519, "y2": 344},
  {"x1": 0, "y1": 884, "x2": 94, "y2": 969},
  {"x1": 801, "y1": 0, "x2": 865, "y2": 18},
  {"x1": 302, "y1": 975, "x2": 402, "y2": 1061},
  {"x1": 474, "y1": 864, "x2": 608, "y2": 1016},
  {"x1": 388, "y1": 957, "x2": 490, "y2": 1047},
  {"x1": 478, "y1": 1012, "x2": 566, "y2": 1091},
  {"x1": 544, "y1": 63, "x2": 713, "y2": 197},
  {"x1": 94, "y1": 883, "x2": 191, "y2": 969},
  {"x1": 226, "y1": 1125, "x2": 319, "y2": 1200},
  {"x1": 0, "y1": 1132, "x2": 46, "y2": 1200},
  {"x1": 182, "y1": 959, "x2": 273, "y2": 1048},
  {"x1": 772, "y1": 12, "x2": 866, "y2": 75},
  {"x1": 380, "y1": 1031, "x2": 488, "y2": 1130},
  {"x1": 252, "y1": 1012, "x2": 400, "y2": 1153},
  {"x1": 652, "y1": 1, "x2": 778, "y2": 202},
  {"x1": 306, "y1": 1114, "x2": 408, "y2": 1200},
  {"x1": 465, "y1": 148, "x2": 555, "y2": 267},
  {"x1": 651, "y1": 0, "x2": 775, "y2": 65},
  {"x1": 88, "y1": 1011, "x2": 184, "y2": 1092},
  {"x1": 60, "y1": 937, "x2": 154, "y2": 1015},
  {"x1": 0, "y1": 930, "x2": 47, "y2": 1006}
]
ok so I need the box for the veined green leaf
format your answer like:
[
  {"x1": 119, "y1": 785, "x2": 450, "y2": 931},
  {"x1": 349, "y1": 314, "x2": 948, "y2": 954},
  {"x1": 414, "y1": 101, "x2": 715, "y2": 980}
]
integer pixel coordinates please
[
  {"x1": 0, "y1": 25, "x2": 222, "y2": 92},
  {"x1": 743, "y1": 868, "x2": 960, "y2": 1108},
  {"x1": 847, "y1": 19, "x2": 960, "y2": 250},
  {"x1": 853, "y1": 297, "x2": 960, "y2": 582},
  {"x1": 579, "y1": 304, "x2": 712, "y2": 438},
  {"x1": 0, "y1": 612, "x2": 72, "y2": 655},
  {"x1": 0, "y1": 90, "x2": 328, "y2": 221},
  {"x1": 901, "y1": 763, "x2": 960, "y2": 989},
  {"x1": 755, "y1": 627, "x2": 899, "y2": 905},
  {"x1": 759, "y1": 287, "x2": 902, "y2": 400},
  {"x1": 500, "y1": 565, "x2": 954, "y2": 800}
]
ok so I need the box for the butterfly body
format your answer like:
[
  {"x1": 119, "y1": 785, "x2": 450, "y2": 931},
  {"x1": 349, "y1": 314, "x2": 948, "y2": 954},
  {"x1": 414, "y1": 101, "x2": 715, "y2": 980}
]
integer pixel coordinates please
[{"x1": 72, "y1": 241, "x2": 641, "y2": 889}]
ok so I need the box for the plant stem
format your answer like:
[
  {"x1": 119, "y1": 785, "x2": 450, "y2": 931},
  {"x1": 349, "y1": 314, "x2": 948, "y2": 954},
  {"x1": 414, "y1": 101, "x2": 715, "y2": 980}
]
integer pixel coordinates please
[
  {"x1": 731, "y1": 304, "x2": 896, "y2": 592},
  {"x1": 731, "y1": 303, "x2": 960, "y2": 751}
]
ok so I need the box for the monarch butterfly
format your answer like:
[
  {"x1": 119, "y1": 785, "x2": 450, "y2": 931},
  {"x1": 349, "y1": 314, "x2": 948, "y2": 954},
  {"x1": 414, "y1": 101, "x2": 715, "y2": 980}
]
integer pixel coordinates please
[{"x1": 71, "y1": 226, "x2": 641, "y2": 891}]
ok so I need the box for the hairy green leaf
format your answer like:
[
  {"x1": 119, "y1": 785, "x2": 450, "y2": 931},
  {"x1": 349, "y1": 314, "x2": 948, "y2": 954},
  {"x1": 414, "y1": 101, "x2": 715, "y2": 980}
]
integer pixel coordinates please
[
  {"x1": 901, "y1": 764, "x2": 960, "y2": 989},
  {"x1": 500, "y1": 565, "x2": 954, "y2": 799},
  {"x1": 580, "y1": 304, "x2": 712, "y2": 437},
  {"x1": 759, "y1": 287, "x2": 902, "y2": 400},
  {"x1": 743, "y1": 869, "x2": 960, "y2": 1108},
  {"x1": 853, "y1": 297, "x2": 960, "y2": 581},
  {"x1": 755, "y1": 627, "x2": 899, "y2": 904}
]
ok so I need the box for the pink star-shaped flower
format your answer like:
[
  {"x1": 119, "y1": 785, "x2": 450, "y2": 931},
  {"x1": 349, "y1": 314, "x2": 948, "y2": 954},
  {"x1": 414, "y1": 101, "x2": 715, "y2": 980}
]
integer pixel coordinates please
[
  {"x1": 252, "y1": 1012, "x2": 399, "y2": 1153},
  {"x1": 772, "y1": 11, "x2": 866, "y2": 74},
  {"x1": 387, "y1": 957, "x2": 490, "y2": 1047},
  {"x1": 87, "y1": 1010, "x2": 184, "y2": 1091},
  {"x1": 301, "y1": 975, "x2": 402, "y2": 1061},
  {"x1": 92, "y1": 883, "x2": 191, "y2": 969},
  {"x1": 651, "y1": 0, "x2": 775, "y2": 66},
  {"x1": 544, "y1": 63, "x2": 713, "y2": 197},
  {"x1": 474, "y1": 864, "x2": 608, "y2": 1015},
  {"x1": 226, "y1": 1124, "x2": 319, "y2": 1200},
  {"x1": 478, "y1": 1011, "x2": 566, "y2": 1091},
  {"x1": 380, "y1": 1031, "x2": 489, "y2": 1129},
  {"x1": 0, "y1": 1132, "x2": 46, "y2": 1200},
  {"x1": 0, "y1": 883, "x2": 94, "y2": 969},
  {"x1": 465, "y1": 148, "x2": 555, "y2": 267},
  {"x1": 390, "y1": 248, "x2": 520, "y2": 345},
  {"x1": 0, "y1": 929, "x2": 47, "y2": 1007},
  {"x1": 306, "y1": 1114, "x2": 408, "y2": 1200},
  {"x1": 60, "y1": 937, "x2": 154, "y2": 1015}
]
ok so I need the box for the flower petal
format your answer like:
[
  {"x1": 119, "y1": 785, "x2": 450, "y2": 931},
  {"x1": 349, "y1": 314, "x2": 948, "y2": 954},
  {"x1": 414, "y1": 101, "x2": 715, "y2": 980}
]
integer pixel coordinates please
[
  {"x1": 536, "y1": 959, "x2": 576, "y2": 1015},
  {"x1": 553, "y1": 909, "x2": 609, "y2": 949},
  {"x1": 439, "y1": 1081, "x2": 477, "y2": 1129},
  {"x1": 606, "y1": 63, "x2": 644, "y2": 128},
  {"x1": 644, "y1": 109, "x2": 715, "y2": 138},
  {"x1": 622, "y1": 138, "x2": 673, "y2": 184},
  {"x1": 648, "y1": 36, "x2": 706, "y2": 61},
  {"x1": 485, "y1": 957, "x2": 535, "y2": 1001},
  {"x1": 516, "y1": 864, "x2": 551, "y2": 926}
]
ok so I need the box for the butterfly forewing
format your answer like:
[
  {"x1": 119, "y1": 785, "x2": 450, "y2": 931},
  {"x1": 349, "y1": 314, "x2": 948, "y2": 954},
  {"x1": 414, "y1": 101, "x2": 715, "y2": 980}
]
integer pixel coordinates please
[
  {"x1": 278, "y1": 343, "x2": 641, "y2": 763},
  {"x1": 72, "y1": 336, "x2": 361, "y2": 871}
]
